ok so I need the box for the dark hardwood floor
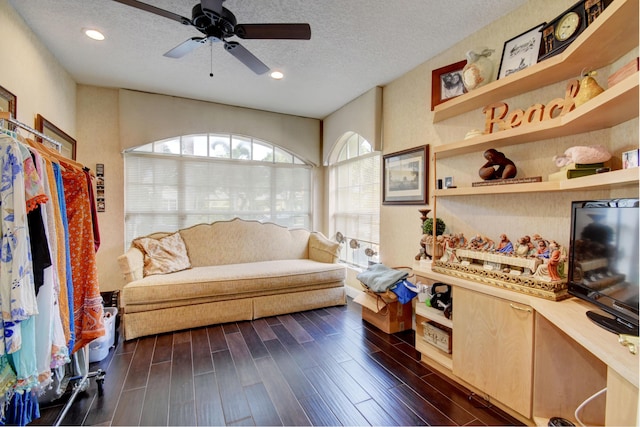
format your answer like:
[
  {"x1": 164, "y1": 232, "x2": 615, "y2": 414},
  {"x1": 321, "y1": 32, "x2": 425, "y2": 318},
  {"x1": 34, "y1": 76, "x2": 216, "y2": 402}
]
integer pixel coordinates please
[{"x1": 33, "y1": 298, "x2": 523, "y2": 426}]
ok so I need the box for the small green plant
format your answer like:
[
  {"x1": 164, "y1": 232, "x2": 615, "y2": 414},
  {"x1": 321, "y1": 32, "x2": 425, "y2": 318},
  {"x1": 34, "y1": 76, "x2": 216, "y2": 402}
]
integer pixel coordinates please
[{"x1": 422, "y1": 218, "x2": 446, "y2": 236}]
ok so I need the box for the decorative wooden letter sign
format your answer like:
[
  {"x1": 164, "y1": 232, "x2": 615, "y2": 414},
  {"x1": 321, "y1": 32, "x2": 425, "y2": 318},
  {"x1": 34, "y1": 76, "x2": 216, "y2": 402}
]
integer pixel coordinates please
[{"x1": 483, "y1": 80, "x2": 580, "y2": 134}]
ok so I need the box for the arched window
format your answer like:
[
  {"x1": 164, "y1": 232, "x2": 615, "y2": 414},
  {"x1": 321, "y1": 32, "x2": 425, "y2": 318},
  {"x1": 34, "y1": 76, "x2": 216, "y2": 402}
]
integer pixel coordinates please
[
  {"x1": 123, "y1": 133, "x2": 312, "y2": 247},
  {"x1": 329, "y1": 132, "x2": 380, "y2": 268}
]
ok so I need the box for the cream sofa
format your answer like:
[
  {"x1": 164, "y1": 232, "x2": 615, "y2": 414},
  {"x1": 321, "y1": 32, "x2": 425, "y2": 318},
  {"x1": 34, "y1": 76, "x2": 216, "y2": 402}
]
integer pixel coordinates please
[{"x1": 117, "y1": 218, "x2": 347, "y2": 340}]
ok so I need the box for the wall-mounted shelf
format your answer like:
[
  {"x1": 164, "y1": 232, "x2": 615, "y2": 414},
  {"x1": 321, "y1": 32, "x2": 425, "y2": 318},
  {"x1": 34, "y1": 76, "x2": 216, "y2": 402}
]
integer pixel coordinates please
[
  {"x1": 432, "y1": 0, "x2": 638, "y2": 123},
  {"x1": 434, "y1": 168, "x2": 638, "y2": 197},
  {"x1": 434, "y1": 72, "x2": 639, "y2": 159}
]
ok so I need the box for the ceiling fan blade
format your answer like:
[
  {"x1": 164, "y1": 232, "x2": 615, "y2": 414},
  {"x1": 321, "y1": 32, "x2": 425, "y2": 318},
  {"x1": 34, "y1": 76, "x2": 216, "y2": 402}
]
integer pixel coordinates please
[
  {"x1": 224, "y1": 41, "x2": 270, "y2": 75},
  {"x1": 112, "y1": 0, "x2": 192, "y2": 25},
  {"x1": 164, "y1": 37, "x2": 207, "y2": 58},
  {"x1": 234, "y1": 24, "x2": 311, "y2": 40}
]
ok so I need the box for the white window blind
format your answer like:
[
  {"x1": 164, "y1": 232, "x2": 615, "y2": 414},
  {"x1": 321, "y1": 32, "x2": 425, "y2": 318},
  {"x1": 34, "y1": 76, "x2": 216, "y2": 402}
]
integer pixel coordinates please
[
  {"x1": 329, "y1": 133, "x2": 380, "y2": 267},
  {"x1": 124, "y1": 135, "x2": 312, "y2": 247}
]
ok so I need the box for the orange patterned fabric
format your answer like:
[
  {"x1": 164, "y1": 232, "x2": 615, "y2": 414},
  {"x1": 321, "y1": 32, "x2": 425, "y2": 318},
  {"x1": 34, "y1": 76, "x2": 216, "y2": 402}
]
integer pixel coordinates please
[
  {"x1": 61, "y1": 164, "x2": 105, "y2": 353},
  {"x1": 44, "y1": 160, "x2": 71, "y2": 346}
]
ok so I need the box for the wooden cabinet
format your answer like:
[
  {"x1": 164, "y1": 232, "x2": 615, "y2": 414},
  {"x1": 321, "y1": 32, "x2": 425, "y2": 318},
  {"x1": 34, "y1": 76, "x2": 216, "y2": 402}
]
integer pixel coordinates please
[
  {"x1": 413, "y1": 263, "x2": 639, "y2": 426},
  {"x1": 452, "y1": 287, "x2": 534, "y2": 418}
]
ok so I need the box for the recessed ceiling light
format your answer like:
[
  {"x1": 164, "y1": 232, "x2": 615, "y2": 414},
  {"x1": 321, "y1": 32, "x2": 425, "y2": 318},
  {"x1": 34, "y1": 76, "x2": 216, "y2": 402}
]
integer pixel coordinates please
[
  {"x1": 83, "y1": 28, "x2": 105, "y2": 41},
  {"x1": 270, "y1": 71, "x2": 284, "y2": 80}
]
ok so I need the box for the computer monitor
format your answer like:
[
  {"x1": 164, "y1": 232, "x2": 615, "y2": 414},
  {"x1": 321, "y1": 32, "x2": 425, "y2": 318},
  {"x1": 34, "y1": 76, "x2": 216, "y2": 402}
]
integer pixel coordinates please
[{"x1": 567, "y1": 198, "x2": 639, "y2": 336}]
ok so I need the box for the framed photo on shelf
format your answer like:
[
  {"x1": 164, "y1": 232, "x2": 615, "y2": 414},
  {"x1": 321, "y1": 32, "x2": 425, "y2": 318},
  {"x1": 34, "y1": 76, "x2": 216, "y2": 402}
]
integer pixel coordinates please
[
  {"x1": 622, "y1": 149, "x2": 639, "y2": 169},
  {"x1": 497, "y1": 23, "x2": 546, "y2": 80},
  {"x1": 382, "y1": 145, "x2": 429, "y2": 205},
  {"x1": 444, "y1": 176, "x2": 454, "y2": 189},
  {"x1": 431, "y1": 60, "x2": 467, "y2": 111},
  {"x1": 0, "y1": 85, "x2": 17, "y2": 129},
  {"x1": 35, "y1": 114, "x2": 77, "y2": 160}
]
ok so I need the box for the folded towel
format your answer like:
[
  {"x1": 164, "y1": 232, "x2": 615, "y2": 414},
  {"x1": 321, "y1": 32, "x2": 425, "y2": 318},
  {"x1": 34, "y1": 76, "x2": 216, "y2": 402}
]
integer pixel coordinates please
[{"x1": 356, "y1": 264, "x2": 408, "y2": 293}]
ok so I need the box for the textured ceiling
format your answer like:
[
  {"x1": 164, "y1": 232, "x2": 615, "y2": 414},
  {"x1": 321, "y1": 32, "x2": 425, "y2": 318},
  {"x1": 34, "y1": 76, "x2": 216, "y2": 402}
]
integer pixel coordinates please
[{"x1": 8, "y1": 0, "x2": 527, "y2": 119}]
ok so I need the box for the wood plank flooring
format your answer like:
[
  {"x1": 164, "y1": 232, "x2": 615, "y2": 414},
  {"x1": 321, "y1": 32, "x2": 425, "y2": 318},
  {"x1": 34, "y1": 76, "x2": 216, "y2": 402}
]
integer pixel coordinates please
[{"x1": 33, "y1": 298, "x2": 523, "y2": 426}]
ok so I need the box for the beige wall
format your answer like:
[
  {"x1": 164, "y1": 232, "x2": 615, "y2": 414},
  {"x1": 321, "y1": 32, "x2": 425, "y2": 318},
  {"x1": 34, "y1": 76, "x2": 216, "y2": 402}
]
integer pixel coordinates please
[
  {"x1": 0, "y1": 0, "x2": 76, "y2": 135},
  {"x1": 322, "y1": 86, "x2": 383, "y2": 164},
  {"x1": 118, "y1": 89, "x2": 321, "y2": 165},
  {"x1": 76, "y1": 86, "x2": 122, "y2": 292}
]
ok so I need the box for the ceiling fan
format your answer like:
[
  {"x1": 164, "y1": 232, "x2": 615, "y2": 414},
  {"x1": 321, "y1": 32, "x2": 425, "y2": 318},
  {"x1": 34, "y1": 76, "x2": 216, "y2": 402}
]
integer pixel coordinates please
[{"x1": 112, "y1": 0, "x2": 311, "y2": 75}]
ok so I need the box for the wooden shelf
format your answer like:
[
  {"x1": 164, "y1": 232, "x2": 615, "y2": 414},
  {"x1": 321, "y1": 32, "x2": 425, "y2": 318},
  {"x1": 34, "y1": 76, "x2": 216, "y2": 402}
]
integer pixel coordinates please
[
  {"x1": 433, "y1": 72, "x2": 639, "y2": 158},
  {"x1": 415, "y1": 302, "x2": 453, "y2": 328},
  {"x1": 432, "y1": 0, "x2": 639, "y2": 122},
  {"x1": 416, "y1": 338, "x2": 453, "y2": 370},
  {"x1": 434, "y1": 168, "x2": 639, "y2": 197},
  {"x1": 415, "y1": 313, "x2": 453, "y2": 370}
]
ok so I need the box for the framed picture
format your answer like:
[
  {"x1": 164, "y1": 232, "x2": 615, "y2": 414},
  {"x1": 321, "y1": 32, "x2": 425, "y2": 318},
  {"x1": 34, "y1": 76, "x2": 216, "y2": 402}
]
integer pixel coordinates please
[
  {"x1": 382, "y1": 145, "x2": 429, "y2": 205},
  {"x1": 431, "y1": 60, "x2": 467, "y2": 111},
  {"x1": 497, "y1": 23, "x2": 546, "y2": 80},
  {"x1": 35, "y1": 114, "x2": 77, "y2": 160},
  {"x1": 622, "y1": 149, "x2": 639, "y2": 169},
  {"x1": 0, "y1": 85, "x2": 17, "y2": 129},
  {"x1": 444, "y1": 176, "x2": 453, "y2": 189}
]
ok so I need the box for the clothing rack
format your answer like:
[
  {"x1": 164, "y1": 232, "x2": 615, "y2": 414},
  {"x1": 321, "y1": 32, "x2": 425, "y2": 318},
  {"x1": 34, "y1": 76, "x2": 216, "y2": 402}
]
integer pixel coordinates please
[
  {"x1": 0, "y1": 110, "x2": 106, "y2": 426},
  {"x1": 0, "y1": 111, "x2": 62, "y2": 149}
]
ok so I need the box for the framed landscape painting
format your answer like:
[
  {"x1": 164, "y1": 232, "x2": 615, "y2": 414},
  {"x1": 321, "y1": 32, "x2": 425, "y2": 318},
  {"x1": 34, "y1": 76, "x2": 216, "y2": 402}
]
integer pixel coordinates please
[{"x1": 382, "y1": 145, "x2": 429, "y2": 205}]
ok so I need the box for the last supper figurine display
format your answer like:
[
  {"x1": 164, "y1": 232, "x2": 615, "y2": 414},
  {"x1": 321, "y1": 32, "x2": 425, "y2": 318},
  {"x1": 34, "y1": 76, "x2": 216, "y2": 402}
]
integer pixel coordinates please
[{"x1": 430, "y1": 231, "x2": 569, "y2": 300}]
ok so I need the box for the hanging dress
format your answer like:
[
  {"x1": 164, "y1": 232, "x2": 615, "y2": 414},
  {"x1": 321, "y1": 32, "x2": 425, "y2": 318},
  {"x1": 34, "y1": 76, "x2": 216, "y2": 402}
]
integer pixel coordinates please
[
  {"x1": 52, "y1": 162, "x2": 74, "y2": 351},
  {"x1": 61, "y1": 165, "x2": 104, "y2": 353},
  {"x1": 0, "y1": 136, "x2": 40, "y2": 424}
]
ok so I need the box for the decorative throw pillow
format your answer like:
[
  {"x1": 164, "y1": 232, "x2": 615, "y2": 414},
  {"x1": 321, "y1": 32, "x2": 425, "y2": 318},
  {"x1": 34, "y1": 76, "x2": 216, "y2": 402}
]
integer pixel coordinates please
[{"x1": 133, "y1": 232, "x2": 191, "y2": 277}]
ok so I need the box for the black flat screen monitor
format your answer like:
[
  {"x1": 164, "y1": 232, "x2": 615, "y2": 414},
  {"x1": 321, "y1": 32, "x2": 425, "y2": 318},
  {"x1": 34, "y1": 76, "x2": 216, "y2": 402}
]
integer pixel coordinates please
[{"x1": 567, "y1": 198, "x2": 639, "y2": 336}]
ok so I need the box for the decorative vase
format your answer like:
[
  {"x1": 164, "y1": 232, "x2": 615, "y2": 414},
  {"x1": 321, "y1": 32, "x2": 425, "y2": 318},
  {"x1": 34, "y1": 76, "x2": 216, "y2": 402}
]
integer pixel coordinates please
[{"x1": 462, "y1": 48, "x2": 495, "y2": 91}]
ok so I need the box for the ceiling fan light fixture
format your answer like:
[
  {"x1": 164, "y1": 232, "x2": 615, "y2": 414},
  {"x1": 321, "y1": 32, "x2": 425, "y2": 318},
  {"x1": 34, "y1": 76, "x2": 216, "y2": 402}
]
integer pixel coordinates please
[
  {"x1": 270, "y1": 70, "x2": 284, "y2": 80},
  {"x1": 83, "y1": 28, "x2": 105, "y2": 41}
]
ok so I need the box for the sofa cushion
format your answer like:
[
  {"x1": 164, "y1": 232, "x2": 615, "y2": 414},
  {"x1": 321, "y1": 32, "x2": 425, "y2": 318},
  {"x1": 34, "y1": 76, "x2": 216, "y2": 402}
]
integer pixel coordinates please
[
  {"x1": 133, "y1": 232, "x2": 191, "y2": 276},
  {"x1": 308, "y1": 232, "x2": 340, "y2": 263},
  {"x1": 122, "y1": 259, "x2": 345, "y2": 306}
]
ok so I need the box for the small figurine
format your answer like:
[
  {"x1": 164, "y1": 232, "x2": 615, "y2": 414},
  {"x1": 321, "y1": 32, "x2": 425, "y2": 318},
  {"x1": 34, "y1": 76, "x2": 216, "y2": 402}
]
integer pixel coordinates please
[
  {"x1": 515, "y1": 235, "x2": 534, "y2": 256},
  {"x1": 467, "y1": 234, "x2": 484, "y2": 250},
  {"x1": 479, "y1": 148, "x2": 517, "y2": 180},
  {"x1": 535, "y1": 239, "x2": 550, "y2": 259},
  {"x1": 480, "y1": 236, "x2": 495, "y2": 251},
  {"x1": 440, "y1": 235, "x2": 460, "y2": 263},
  {"x1": 496, "y1": 234, "x2": 513, "y2": 253},
  {"x1": 533, "y1": 241, "x2": 566, "y2": 281}
]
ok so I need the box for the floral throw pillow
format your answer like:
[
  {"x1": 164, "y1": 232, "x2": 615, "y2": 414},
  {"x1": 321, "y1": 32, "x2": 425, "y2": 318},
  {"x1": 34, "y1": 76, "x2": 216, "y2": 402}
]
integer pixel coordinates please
[{"x1": 133, "y1": 232, "x2": 191, "y2": 277}]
